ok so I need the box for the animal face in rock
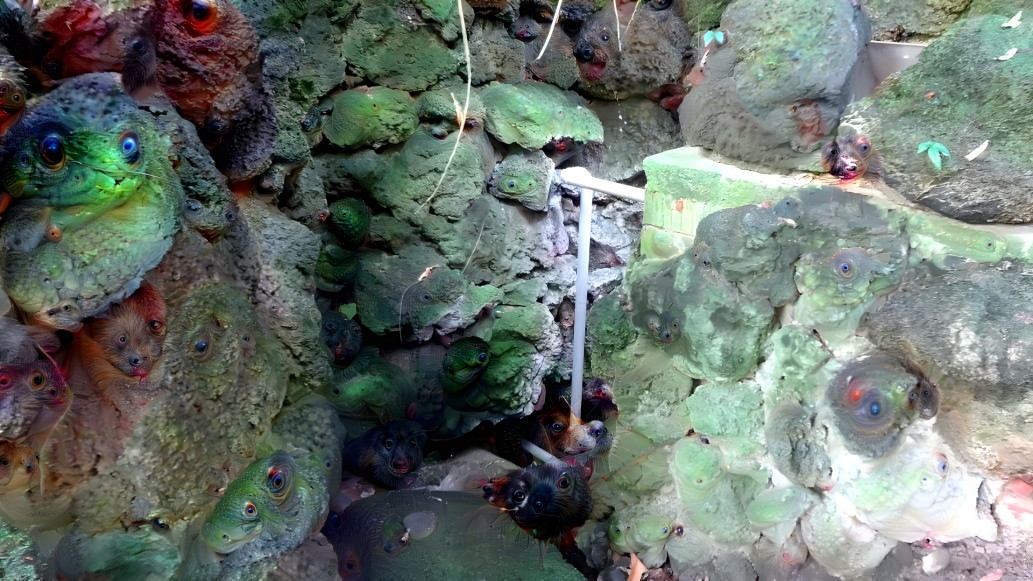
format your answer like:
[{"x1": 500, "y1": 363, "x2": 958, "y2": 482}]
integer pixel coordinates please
[
  {"x1": 528, "y1": 398, "x2": 612, "y2": 469},
  {"x1": 0, "y1": 74, "x2": 182, "y2": 322},
  {"x1": 827, "y1": 354, "x2": 939, "y2": 458},
  {"x1": 0, "y1": 359, "x2": 72, "y2": 444},
  {"x1": 87, "y1": 282, "x2": 167, "y2": 379},
  {"x1": 202, "y1": 450, "x2": 299, "y2": 553},
  {"x1": 0, "y1": 78, "x2": 25, "y2": 135},
  {"x1": 821, "y1": 130, "x2": 884, "y2": 181},
  {"x1": 483, "y1": 462, "x2": 592, "y2": 544},
  {"x1": 0, "y1": 440, "x2": 39, "y2": 492},
  {"x1": 342, "y1": 421, "x2": 426, "y2": 490},
  {"x1": 441, "y1": 337, "x2": 491, "y2": 387},
  {"x1": 319, "y1": 310, "x2": 363, "y2": 367},
  {"x1": 149, "y1": 0, "x2": 276, "y2": 180}
]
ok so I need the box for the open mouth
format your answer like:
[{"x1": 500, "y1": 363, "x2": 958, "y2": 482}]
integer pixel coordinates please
[{"x1": 578, "y1": 60, "x2": 608, "y2": 82}]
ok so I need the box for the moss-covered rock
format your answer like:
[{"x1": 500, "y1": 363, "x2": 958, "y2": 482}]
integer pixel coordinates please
[
  {"x1": 487, "y1": 149, "x2": 554, "y2": 211},
  {"x1": 73, "y1": 285, "x2": 288, "y2": 533},
  {"x1": 842, "y1": 13, "x2": 1033, "y2": 222},
  {"x1": 481, "y1": 82, "x2": 604, "y2": 149},
  {"x1": 864, "y1": 0, "x2": 972, "y2": 39},
  {"x1": 324, "y1": 86, "x2": 419, "y2": 150},
  {"x1": 341, "y1": 3, "x2": 459, "y2": 91},
  {"x1": 353, "y1": 247, "x2": 503, "y2": 338}
]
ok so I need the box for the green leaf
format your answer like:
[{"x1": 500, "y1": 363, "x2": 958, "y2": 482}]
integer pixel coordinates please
[
  {"x1": 916, "y1": 141, "x2": 950, "y2": 171},
  {"x1": 929, "y1": 149, "x2": 942, "y2": 170}
]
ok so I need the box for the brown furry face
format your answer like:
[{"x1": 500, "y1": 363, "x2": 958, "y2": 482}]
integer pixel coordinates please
[
  {"x1": 530, "y1": 399, "x2": 609, "y2": 458},
  {"x1": 94, "y1": 304, "x2": 166, "y2": 378},
  {"x1": 821, "y1": 131, "x2": 878, "y2": 181},
  {"x1": 343, "y1": 420, "x2": 426, "y2": 489}
]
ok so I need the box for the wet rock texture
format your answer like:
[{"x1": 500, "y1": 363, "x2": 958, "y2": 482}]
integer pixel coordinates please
[
  {"x1": 0, "y1": 0, "x2": 1030, "y2": 580},
  {"x1": 588, "y1": 184, "x2": 1033, "y2": 579}
]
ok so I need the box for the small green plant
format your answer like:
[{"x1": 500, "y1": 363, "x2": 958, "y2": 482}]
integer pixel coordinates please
[{"x1": 917, "y1": 141, "x2": 950, "y2": 171}]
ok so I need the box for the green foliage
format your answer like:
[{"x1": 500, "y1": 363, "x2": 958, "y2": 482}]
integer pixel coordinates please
[{"x1": 916, "y1": 141, "x2": 950, "y2": 171}]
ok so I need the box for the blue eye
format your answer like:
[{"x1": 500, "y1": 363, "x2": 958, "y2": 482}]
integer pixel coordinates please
[
  {"x1": 119, "y1": 131, "x2": 140, "y2": 164},
  {"x1": 477, "y1": 353, "x2": 487, "y2": 362},
  {"x1": 269, "y1": 469, "x2": 285, "y2": 491},
  {"x1": 869, "y1": 401, "x2": 880, "y2": 416},
  {"x1": 195, "y1": 340, "x2": 208, "y2": 353},
  {"x1": 40, "y1": 134, "x2": 65, "y2": 169},
  {"x1": 840, "y1": 263, "x2": 850, "y2": 273},
  {"x1": 507, "y1": 181, "x2": 516, "y2": 188}
]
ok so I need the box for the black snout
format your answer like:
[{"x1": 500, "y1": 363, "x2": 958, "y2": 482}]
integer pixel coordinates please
[{"x1": 573, "y1": 40, "x2": 594, "y2": 63}]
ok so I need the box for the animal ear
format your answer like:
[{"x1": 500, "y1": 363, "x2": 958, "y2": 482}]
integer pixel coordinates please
[
  {"x1": 556, "y1": 397, "x2": 572, "y2": 415},
  {"x1": 528, "y1": 417, "x2": 551, "y2": 451}
]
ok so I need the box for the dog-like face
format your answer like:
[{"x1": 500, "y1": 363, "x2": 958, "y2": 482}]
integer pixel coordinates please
[
  {"x1": 529, "y1": 398, "x2": 612, "y2": 460},
  {"x1": 821, "y1": 131, "x2": 879, "y2": 181}
]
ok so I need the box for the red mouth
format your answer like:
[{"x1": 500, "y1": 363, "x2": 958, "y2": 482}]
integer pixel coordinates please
[
  {"x1": 131, "y1": 368, "x2": 149, "y2": 378},
  {"x1": 578, "y1": 61, "x2": 607, "y2": 82}
]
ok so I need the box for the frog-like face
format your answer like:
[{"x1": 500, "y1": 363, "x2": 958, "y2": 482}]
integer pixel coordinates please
[{"x1": 202, "y1": 451, "x2": 297, "y2": 553}]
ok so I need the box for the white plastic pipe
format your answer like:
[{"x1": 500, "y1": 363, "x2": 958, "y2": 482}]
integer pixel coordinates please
[
  {"x1": 559, "y1": 167, "x2": 646, "y2": 203},
  {"x1": 555, "y1": 168, "x2": 645, "y2": 417}
]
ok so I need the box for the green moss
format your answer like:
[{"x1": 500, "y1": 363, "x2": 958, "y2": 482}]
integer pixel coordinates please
[
  {"x1": 642, "y1": 147, "x2": 801, "y2": 237},
  {"x1": 325, "y1": 87, "x2": 419, "y2": 150},
  {"x1": 757, "y1": 324, "x2": 830, "y2": 406},
  {"x1": 842, "y1": 14, "x2": 1033, "y2": 217},
  {"x1": 587, "y1": 292, "x2": 637, "y2": 372},
  {"x1": 684, "y1": 0, "x2": 733, "y2": 30},
  {"x1": 685, "y1": 381, "x2": 763, "y2": 437},
  {"x1": 342, "y1": 4, "x2": 458, "y2": 91},
  {"x1": 671, "y1": 257, "x2": 776, "y2": 382},
  {"x1": 415, "y1": 0, "x2": 455, "y2": 23},
  {"x1": 481, "y1": 82, "x2": 604, "y2": 149},
  {"x1": 906, "y1": 210, "x2": 1008, "y2": 267}
]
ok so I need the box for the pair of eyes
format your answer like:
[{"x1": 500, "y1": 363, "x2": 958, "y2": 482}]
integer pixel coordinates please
[
  {"x1": 829, "y1": 141, "x2": 871, "y2": 156},
  {"x1": 0, "y1": 456, "x2": 35, "y2": 471},
  {"x1": 0, "y1": 84, "x2": 21, "y2": 102},
  {"x1": 508, "y1": 475, "x2": 572, "y2": 503},
  {"x1": 36, "y1": 131, "x2": 141, "y2": 171},
  {"x1": 848, "y1": 386, "x2": 884, "y2": 416},
  {"x1": 383, "y1": 438, "x2": 419, "y2": 450},
  {"x1": 0, "y1": 371, "x2": 46, "y2": 389},
  {"x1": 648, "y1": 318, "x2": 680, "y2": 332},
  {"x1": 909, "y1": 388, "x2": 934, "y2": 403}
]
